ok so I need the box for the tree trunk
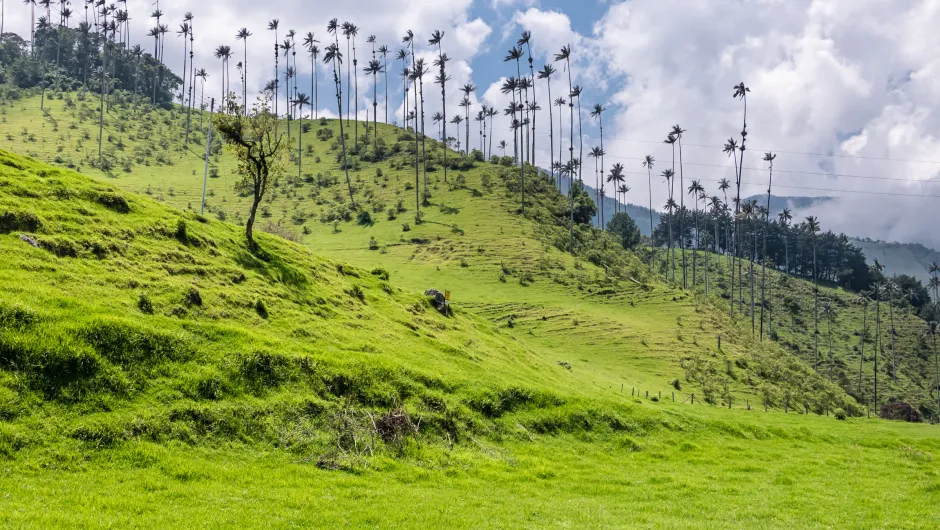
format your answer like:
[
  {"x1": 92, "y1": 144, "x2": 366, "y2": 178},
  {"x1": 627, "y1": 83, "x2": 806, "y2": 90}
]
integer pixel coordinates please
[{"x1": 246, "y1": 194, "x2": 261, "y2": 252}]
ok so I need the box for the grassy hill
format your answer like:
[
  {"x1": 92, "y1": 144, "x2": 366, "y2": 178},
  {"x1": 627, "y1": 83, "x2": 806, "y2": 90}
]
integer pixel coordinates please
[{"x1": 1, "y1": 89, "x2": 939, "y2": 527}]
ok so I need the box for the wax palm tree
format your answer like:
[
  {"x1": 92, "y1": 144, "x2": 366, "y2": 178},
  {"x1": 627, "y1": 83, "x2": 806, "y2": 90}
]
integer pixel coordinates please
[
  {"x1": 688, "y1": 179, "x2": 704, "y2": 288},
  {"x1": 461, "y1": 83, "x2": 476, "y2": 156},
  {"x1": 554, "y1": 96, "x2": 566, "y2": 187},
  {"x1": 378, "y1": 45, "x2": 389, "y2": 123},
  {"x1": 618, "y1": 185, "x2": 630, "y2": 210},
  {"x1": 501, "y1": 77, "x2": 519, "y2": 159},
  {"x1": 723, "y1": 138, "x2": 741, "y2": 314},
  {"x1": 214, "y1": 45, "x2": 231, "y2": 109},
  {"x1": 341, "y1": 22, "x2": 353, "y2": 125},
  {"x1": 475, "y1": 110, "x2": 485, "y2": 153},
  {"x1": 303, "y1": 34, "x2": 320, "y2": 119},
  {"x1": 663, "y1": 168, "x2": 676, "y2": 281},
  {"x1": 719, "y1": 177, "x2": 731, "y2": 264},
  {"x1": 344, "y1": 23, "x2": 360, "y2": 147},
  {"x1": 554, "y1": 45, "x2": 574, "y2": 190},
  {"x1": 236, "y1": 27, "x2": 252, "y2": 114},
  {"x1": 518, "y1": 31, "x2": 536, "y2": 163},
  {"x1": 744, "y1": 201, "x2": 760, "y2": 333},
  {"x1": 505, "y1": 45, "x2": 525, "y2": 152},
  {"x1": 396, "y1": 48, "x2": 409, "y2": 128},
  {"x1": 926, "y1": 320, "x2": 940, "y2": 417},
  {"x1": 450, "y1": 115, "x2": 463, "y2": 151},
  {"x1": 709, "y1": 196, "x2": 724, "y2": 293},
  {"x1": 760, "y1": 152, "x2": 777, "y2": 341},
  {"x1": 670, "y1": 125, "x2": 688, "y2": 288},
  {"x1": 431, "y1": 112, "x2": 443, "y2": 139},
  {"x1": 279, "y1": 38, "x2": 294, "y2": 136},
  {"x1": 643, "y1": 156, "x2": 655, "y2": 249},
  {"x1": 589, "y1": 146, "x2": 602, "y2": 218},
  {"x1": 498, "y1": 140, "x2": 507, "y2": 157},
  {"x1": 429, "y1": 30, "x2": 448, "y2": 179},
  {"x1": 592, "y1": 104, "x2": 606, "y2": 227},
  {"x1": 885, "y1": 279, "x2": 899, "y2": 381},
  {"x1": 486, "y1": 106, "x2": 498, "y2": 158},
  {"x1": 538, "y1": 64, "x2": 556, "y2": 184},
  {"x1": 291, "y1": 92, "x2": 310, "y2": 178},
  {"x1": 402, "y1": 30, "x2": 421, "y2": 215},
  {"x1": 854, "y1": 292, "x2": 871, "y2": 397},
  {"x1": 413, "y1": 58, "x2": 429, "y2": 202},
  {"x1": 267, "y1": 19, "x2": 279, "y2": 118},
  {"x1": 572, "y1": 85, "x2": 584, "y2": 189},
  {"x1": 364, "y1": 58, "x2": 383, "y2": 151},
  {"x1": 195, "y1": 68, "x2": 208, "y2": 126},
  {"x1": 607, "y1": 161, "x2": 625, "y2": 216},
  {"x1": 805, "y1": 216, "x2": 821, "y2": 369},
  {"x1": 325, "y1": 21, "x2": 355, "y2": 209},
  {"x1": 822, "y1": 301, "x2": 837, "y2": 380},
  {"x1": 778, "y1": 207, "x2": 792, "y2": 274}
]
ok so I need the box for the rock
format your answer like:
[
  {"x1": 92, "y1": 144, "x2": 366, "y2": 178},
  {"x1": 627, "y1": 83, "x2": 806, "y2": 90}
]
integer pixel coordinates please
[
  {"x1": 19, "y1": 234, "x2": 39, "y2": 248},
  {"x1": 424, "y1": 289, "x2": 450, "y2": 315}
]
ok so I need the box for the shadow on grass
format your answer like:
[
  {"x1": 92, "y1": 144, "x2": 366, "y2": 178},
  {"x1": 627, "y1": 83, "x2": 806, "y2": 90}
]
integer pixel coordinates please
[{"x1": 235, "y1": 247, "x2": 309, "y2": 289}]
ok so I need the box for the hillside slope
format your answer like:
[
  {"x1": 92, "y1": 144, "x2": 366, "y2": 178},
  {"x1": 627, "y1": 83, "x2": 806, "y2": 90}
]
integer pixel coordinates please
[
  {"x1": 2, "y1": 90, "x2": 935, "y2": 412},
  {"x1": 0, "y1": 94, "x2": 939, "y2": 527}
]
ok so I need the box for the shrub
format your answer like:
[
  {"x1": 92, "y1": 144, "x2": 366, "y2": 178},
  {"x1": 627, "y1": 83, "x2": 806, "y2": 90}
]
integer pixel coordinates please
[
  {"x1": 137, "y1": 294, "x2": 154, "y2": 314},
  {"x1": 834, "y1": 408, "x2": 847, "y2": 420},
  {"x1": 371, "y1": 268, "x2": 390, "y2": 281},
  {"x1": 185, "y1": 287, "x2": 203, "y2": 307},
  {"x1": 357, "y1": 210, "x2": 373, "y2": 225},
  {"x1": 880, "y1": 402, "x2": 921, "y2": 422},
  {"x1": 254, "y1": 299, "x2": 268, "y2": 319},
  {"x1": 402, "y1": 223, "x2": 411, "y2": 232},
  {"x1": 368, "y1": 237, "x2": 379, "y2": 250}
]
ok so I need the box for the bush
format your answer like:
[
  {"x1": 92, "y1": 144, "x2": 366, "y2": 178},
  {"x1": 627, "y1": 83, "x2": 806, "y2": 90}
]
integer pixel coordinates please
[
  {"x1": 834, "y1": 408, "x2": 847, "y2": 420},
  {"x1": 880, "y1": 402, "x2": 921, "y2": 422},
  {"x1": 357, "y1": 210, "x2": 373, "y2": 225},
  {"x1": 368, "y1": 237, "x2": 379, "y2": 250},
  {"x1": 185, "y1": 287, "x2": 203, "y2": 307},
  {"x1": 137, "y1": 294, "x2": 154, "y2": 314},
  {"x1": 402, "y1": 223, "x2": 411, "y2": 232}
]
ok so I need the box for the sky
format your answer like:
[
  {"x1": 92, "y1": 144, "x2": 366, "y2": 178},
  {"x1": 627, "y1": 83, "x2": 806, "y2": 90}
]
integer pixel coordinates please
[{"x1": 4, "y1": 0, "x2": 940, "y2": 247}]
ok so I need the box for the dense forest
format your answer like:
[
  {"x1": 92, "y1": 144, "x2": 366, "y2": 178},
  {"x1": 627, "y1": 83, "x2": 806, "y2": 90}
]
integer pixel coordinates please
[{"x1": 0, "y1": 24, "x2": 180, "y2": 106}]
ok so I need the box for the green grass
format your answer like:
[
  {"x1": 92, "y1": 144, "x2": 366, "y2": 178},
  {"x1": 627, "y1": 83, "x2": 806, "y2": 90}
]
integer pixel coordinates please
[{"x1": 0, "y1": 89, "x2": 939, "y2": 527}]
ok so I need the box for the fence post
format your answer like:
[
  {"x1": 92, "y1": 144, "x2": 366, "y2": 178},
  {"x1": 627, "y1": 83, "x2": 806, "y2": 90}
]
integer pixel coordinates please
[
  {"x1": 728, "y1": 398, "x2": 732, "y2": 409},
  {"x1": 691, "y1": 393, "x2": 695, "y2": 405},
  {"x1": 646, "y1": 390, "x2": 649, "y2": 398},
  {"x1": 672, "y1": 392, "x2": 675, "y2": 402},
  {"x1": 658, "y1": 391, "x2": 661, "y2": 400},
  {"x1": 632, "y1": 388, "x2": 635, "y2": 396},
  {"x1": 747, "y1": 399, "x2": 750, "y2": 411},
  {"x1": 621, "y1": 384, "x2": 623, "y2": 393}
]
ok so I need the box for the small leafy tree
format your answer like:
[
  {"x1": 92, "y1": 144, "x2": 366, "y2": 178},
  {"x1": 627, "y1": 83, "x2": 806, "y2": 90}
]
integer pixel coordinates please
[
  {"x1": 214, "y1": 94, "x2": 286, "y2": 252},
  {"x1": 607, "y1": 212, "x2": 641, "y2": 250}
]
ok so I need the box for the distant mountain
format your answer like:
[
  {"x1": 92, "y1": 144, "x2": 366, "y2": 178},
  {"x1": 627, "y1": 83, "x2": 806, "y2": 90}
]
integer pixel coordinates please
[
  {"x1": 558, "y1": 178, "x2": 661, "y2": 236},
  {"x1": 852, "y1": 239, "x2": 940, "y2": 284}
]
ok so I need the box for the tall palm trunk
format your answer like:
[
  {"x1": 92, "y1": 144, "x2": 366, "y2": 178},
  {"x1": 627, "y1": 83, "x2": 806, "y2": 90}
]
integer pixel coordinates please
[
  {"x1": 564, "y1": 60, "x2": 574, "y2": 254},
  {"x1": 648, "y1": 165, "x2": 654, "y2": 263},
  {"x1": 545, "y1": 76, "x2": 554, "y2": 186},
  {"x1": 598, "y1": 112, "x2": 605, "y2": 229},
  {"x1": 330, "y1": 45, "x2": 356, "y2": 210},
  {"x1": 858, "y1": 302, "x2": 867, "y2": 397},
  {"x1": 678, "y1": 137, "x2": 687, "y2": 288},
  {"x1": 889, "y1": 297, "x2": 897, "y2": 380},
  {"x1": 813, "y1": 238, "x2": 819, "y2": 370},
  {"x1": 408, "y1": 42, "x2": 420, "y2": 218},
  {"x1": 418, "y1": 67, "x2": 427, "y2": 203},
  {"x1": 353, "y1": 35, "x2": 359, "y2": 151},
  {"x1": 874, "y1": 290, "x2": 881, "y2": 411},
  {"x1": 760, "y1": 161, "x2": 774, "y2": 341}
]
